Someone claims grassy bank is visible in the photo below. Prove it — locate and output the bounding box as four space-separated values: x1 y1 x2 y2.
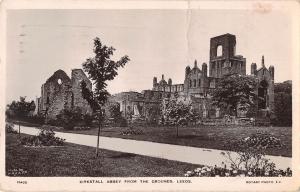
6 133 199 177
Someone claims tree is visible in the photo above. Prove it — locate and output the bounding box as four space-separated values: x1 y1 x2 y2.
6 96 35 120
81 37 130 156
161 98 198 137
273 81 292 126
6 96 35 135
211 74 257 116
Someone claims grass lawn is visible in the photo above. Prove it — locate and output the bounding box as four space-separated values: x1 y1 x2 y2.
9 120 292 157
6 133 199 177
51 125 292 157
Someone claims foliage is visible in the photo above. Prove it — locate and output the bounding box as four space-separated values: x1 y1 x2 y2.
184 133 291 177
121 126 144 136
273 81 292 126
222 133 282 172
104 102 128 127
161 98 198 126
6 123 18 134
81 37 130 113
20 129 65 146
211 74 257 116
6 97 35 120
55 108 94 130
145 104 161 125
184 165 292 177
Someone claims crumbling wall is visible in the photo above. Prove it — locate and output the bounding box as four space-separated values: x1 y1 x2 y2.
71 69 93 114
40 70 72 119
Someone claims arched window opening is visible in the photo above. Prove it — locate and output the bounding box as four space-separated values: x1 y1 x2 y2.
217 45 223 57
193 79 196 87
57 78 62 85
258 80 269 109
189 80 192 87
198 79 201 87
233 45 236 55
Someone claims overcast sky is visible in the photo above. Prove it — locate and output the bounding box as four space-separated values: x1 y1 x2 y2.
6 9 293 103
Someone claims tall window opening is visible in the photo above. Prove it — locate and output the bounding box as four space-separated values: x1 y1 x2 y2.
217 45 223 57
46 93 50 104
258 80 268 109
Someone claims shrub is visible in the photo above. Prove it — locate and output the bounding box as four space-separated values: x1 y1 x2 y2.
54 108 95 130
118 116 128 127
6 123 18 134
184 133 291 177
222 133 282 172
20 129 65 146
161 98 198 126
121 126 143 136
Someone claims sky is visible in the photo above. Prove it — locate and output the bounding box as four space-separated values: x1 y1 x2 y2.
6 9 293 104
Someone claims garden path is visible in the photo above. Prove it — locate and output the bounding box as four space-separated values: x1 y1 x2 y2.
13 125 291 170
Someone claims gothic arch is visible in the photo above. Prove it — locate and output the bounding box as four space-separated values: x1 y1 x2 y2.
258 80 269 109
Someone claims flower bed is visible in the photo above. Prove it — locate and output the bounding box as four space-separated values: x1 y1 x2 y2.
184 165 292 177
20 129 65 147
6 123 18 134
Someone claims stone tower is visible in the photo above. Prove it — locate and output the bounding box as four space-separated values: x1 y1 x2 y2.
209 33 246 78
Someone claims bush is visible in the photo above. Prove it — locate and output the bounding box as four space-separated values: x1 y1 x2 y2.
6 123 18 134
20 129 65 146
118 116 128 127
222 133 282 172
161 98 198 126
54 108 95 130
121 126 143 136
184 133 291 177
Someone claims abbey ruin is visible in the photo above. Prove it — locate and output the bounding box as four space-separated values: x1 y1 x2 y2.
110 33 275 122
34 69 92 120
35 34 275 124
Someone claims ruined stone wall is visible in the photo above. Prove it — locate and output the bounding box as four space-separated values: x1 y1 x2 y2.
255 66 275 113
39 70 72 119
71 69 93 115
38 69 94 120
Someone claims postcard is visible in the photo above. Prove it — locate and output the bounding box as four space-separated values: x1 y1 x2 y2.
0 0 299 191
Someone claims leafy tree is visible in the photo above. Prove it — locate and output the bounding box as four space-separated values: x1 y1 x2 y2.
6 96 35 120
273 81 292 126
161 98 198 137
81 37 130 156
211 74 257 116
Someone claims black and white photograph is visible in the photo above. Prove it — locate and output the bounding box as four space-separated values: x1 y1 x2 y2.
1 0 299 191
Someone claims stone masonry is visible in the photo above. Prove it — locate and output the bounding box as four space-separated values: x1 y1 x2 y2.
111 33 275 122
35 69 92 120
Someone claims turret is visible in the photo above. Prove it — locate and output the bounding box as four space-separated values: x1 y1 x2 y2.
185 66 191 77
202 63 207 77
251 63 257 75
269 65 274 80
161 74 165 80
262 55 265 68
168 78 172 85
194 60 198 68
153 77 157 87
